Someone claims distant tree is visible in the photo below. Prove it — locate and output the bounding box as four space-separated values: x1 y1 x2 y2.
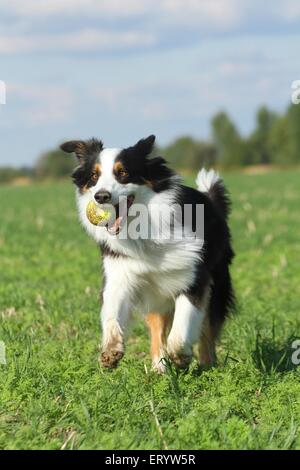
211 112 245 168
0 167 23 184
248 106 278 165
34 148 76 179
284 103 300 164
268 103 300 166
269 115 289 165
20 166 34 177
0 165 34 184
162 136 216 170
196 141 217 168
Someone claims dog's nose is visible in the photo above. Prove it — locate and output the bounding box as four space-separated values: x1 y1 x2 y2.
94 189 112 204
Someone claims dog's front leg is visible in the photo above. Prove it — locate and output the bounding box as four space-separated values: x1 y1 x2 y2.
167 294 206 369
100 265 131 369
100 291 130 369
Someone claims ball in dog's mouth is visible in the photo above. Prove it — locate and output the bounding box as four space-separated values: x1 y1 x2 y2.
86 200 112 226
107 195 135 235
86 195 135 235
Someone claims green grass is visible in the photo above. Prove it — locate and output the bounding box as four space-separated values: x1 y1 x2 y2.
0 171 300 450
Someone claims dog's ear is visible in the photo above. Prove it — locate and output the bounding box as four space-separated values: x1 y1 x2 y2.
134 135 155 157
60 139 103 163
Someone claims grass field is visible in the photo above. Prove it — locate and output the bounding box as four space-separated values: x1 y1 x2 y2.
0 171 300 450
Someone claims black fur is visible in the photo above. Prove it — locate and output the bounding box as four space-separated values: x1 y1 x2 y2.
115 136 176 192
71 155 98 189
100 243 126 259
176 181 235 328
60 138 103 161
60 138 103 190
207 180 231 220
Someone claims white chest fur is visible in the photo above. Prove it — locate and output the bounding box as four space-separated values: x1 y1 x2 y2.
77 187 203 313
102 238 200 314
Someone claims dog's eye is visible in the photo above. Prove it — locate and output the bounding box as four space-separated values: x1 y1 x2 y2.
119 169 129 178
90 173 98 183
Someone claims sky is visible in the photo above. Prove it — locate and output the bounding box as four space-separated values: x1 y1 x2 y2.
0 0 300 167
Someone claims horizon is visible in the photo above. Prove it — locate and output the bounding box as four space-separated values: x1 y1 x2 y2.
0 1 299 167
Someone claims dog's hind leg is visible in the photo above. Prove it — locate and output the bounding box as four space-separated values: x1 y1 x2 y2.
146 312 172 373
199 261 235 367
198 316 222 367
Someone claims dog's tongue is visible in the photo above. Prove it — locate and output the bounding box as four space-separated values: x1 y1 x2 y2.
107 198 129 235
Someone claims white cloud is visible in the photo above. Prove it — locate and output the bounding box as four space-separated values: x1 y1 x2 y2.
0 0 152 17
0 28 157 54
1 0 298 58
0 0 245 56
218 61 253 78
7 83 74 124
273 0 300 21
161 0 242 28
0 0 244 28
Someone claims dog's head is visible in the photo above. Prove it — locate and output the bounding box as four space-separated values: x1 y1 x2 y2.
60 135 176 234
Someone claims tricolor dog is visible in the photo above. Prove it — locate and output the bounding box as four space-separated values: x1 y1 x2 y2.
61 135 234 372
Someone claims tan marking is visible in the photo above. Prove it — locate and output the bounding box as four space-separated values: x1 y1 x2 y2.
94 163 102 175
146 312 172 370
142 178 153 188
80 184 89 194
114 161 123 173
79 162 101 194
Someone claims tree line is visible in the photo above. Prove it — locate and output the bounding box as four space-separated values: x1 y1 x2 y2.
1 102 300 183
162 102 300 170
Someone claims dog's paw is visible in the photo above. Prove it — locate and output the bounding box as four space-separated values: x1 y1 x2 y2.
152 357 167 374
168 351 192 369
167 339 192 369
100 349 124 369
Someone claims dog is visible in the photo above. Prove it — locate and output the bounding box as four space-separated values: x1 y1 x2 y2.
61 135 234 373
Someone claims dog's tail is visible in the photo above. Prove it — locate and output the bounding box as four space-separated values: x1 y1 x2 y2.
197 168 235 324
196 168 230 220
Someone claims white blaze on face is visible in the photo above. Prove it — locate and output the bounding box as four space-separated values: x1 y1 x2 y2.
89 148 120 203
86 147 137 206
83 147 141 235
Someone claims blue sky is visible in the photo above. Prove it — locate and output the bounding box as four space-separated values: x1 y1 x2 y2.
0 0 299 166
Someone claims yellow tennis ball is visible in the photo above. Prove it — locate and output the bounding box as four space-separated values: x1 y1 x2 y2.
86 200 112 226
